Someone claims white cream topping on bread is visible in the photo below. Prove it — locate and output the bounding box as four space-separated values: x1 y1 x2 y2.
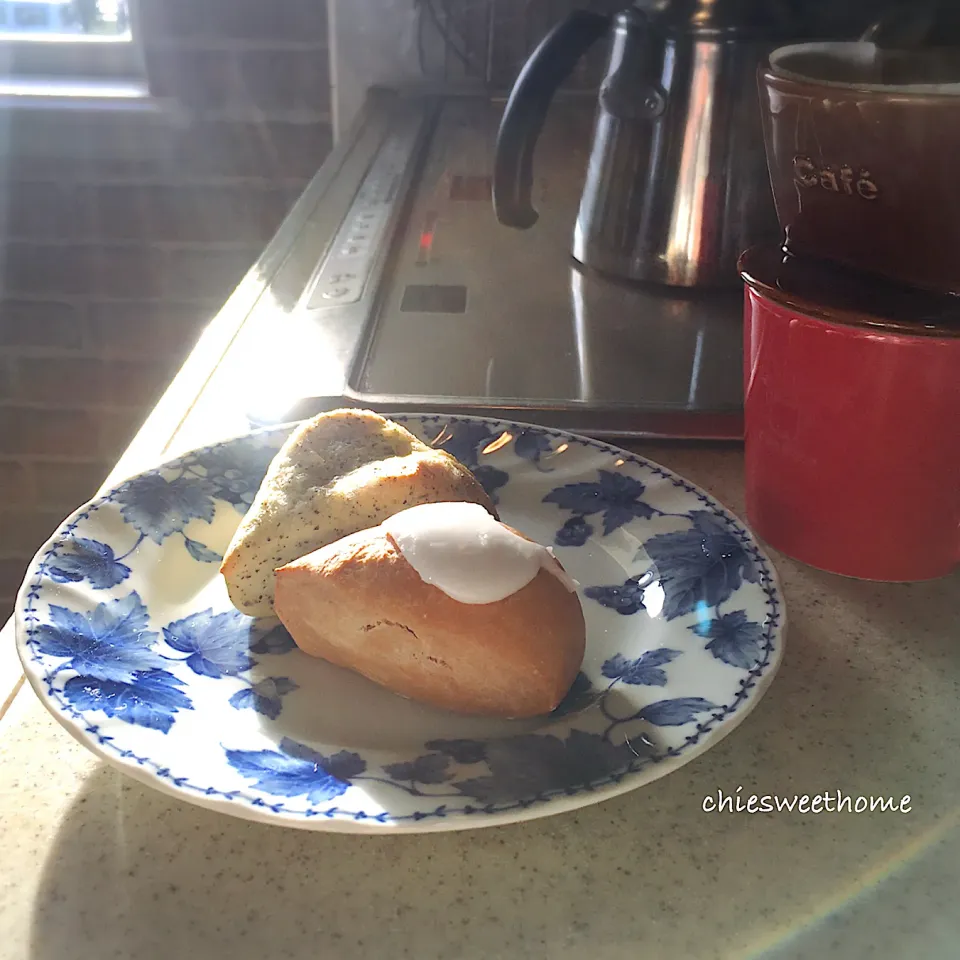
381 501 577 604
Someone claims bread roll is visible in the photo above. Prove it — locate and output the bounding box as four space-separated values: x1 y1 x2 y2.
274 503 586 718
221 409 495 617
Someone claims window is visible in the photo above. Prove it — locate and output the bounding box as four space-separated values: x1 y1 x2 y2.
0 0 130 37
0 0 143 93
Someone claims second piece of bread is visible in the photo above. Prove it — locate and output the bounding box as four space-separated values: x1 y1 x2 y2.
220 409 495 617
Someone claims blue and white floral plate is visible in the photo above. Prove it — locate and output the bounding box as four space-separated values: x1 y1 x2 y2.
15 415 784 833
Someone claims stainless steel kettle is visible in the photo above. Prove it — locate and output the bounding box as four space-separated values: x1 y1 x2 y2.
493 0 809 288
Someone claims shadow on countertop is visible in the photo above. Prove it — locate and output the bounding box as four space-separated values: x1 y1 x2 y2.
28 566 960 960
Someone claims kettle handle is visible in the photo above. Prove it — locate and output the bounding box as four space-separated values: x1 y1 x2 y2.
493 10 610 229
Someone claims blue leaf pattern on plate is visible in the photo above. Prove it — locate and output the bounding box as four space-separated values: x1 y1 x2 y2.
555 515 593 547
602 648 681 686
472 464 510 502
638 697 718 726
514 429 553 470
248 623 297 655
183 537 222 564
115 473 216 544
691 610 764 669
430 420 510 502
33 593 164 684
584 578 646 615
382 753 452 785
641 511 759 620
229 677 298 720
46 537 131 589
186 443 277 512
431 421 496 468
303 743 368 782
226 737 365 802
544 470 656 538
63 669 192 734
163 609 255 679
453 730 643 804
550 671 599 717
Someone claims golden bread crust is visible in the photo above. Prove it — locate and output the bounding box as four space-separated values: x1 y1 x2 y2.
274 527 585 718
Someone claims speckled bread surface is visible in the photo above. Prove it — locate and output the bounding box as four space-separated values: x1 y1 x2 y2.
220 409 496 617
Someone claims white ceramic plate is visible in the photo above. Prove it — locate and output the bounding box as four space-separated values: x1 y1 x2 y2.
16 415 784 833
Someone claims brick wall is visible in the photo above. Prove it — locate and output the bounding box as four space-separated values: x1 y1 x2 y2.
0 0 332 615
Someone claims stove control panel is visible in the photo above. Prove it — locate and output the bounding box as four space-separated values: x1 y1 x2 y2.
306 128 419 309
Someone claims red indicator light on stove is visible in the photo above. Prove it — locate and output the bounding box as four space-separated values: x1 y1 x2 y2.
417 227 436 266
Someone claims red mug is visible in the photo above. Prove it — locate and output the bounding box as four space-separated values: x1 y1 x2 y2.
739 245 960 581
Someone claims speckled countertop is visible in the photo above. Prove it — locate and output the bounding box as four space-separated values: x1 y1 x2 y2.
1 297 959 959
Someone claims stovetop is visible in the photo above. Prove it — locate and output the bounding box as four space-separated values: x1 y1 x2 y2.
233 88 744 439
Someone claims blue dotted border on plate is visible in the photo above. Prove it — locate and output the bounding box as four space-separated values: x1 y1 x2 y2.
18 415 783 826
